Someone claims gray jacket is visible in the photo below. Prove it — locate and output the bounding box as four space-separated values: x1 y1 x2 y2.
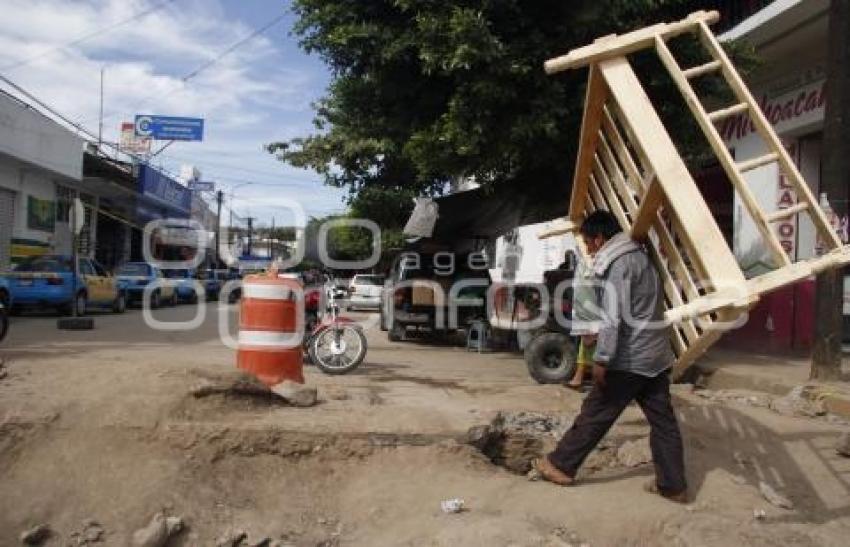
591 233 673 377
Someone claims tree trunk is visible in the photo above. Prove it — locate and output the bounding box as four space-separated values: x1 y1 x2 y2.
812 0 849 380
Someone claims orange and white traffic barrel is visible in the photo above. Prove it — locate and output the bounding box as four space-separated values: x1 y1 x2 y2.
237 270 304 386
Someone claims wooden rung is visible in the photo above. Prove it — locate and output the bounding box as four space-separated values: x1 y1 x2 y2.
708 103 748 122
766 202 808 223
737 152 778 173
683 60 722 79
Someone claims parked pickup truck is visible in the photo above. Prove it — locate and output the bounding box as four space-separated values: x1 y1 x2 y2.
380 252 490 341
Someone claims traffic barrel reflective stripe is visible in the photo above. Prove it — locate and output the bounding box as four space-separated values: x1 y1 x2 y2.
237 269 304 386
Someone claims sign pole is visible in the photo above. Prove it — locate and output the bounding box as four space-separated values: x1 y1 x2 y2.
215 190 223 268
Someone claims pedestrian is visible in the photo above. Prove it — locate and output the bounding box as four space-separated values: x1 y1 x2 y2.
534 210 687 503
566 247 600 390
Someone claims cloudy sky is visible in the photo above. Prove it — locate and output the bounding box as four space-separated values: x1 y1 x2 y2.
0 0 347 227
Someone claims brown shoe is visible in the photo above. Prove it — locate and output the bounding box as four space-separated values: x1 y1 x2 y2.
534 457 575 486
643 479 688 503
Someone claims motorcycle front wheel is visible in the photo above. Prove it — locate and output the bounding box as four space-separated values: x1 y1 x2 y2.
309 324 367 375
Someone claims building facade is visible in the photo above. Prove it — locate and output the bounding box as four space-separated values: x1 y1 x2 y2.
716 0 849 350
0 90 86 269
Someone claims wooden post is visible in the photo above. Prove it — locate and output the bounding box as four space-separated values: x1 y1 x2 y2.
812 0 850 381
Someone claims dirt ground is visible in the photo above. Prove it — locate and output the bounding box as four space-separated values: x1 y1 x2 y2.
1 305 850 546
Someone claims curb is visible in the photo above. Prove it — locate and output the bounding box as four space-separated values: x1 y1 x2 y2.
695 363 850 421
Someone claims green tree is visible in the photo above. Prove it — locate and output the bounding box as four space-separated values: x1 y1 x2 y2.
269 0 754 219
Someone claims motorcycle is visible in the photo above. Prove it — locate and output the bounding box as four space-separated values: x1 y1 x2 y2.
303 277 367 375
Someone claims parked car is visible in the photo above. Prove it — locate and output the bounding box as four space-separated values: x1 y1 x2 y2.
347 274 384 311
0 276 12 311
4 255 125 315
116 262 176 308
162 268 200 304
0 276 11 342
380 252 490 341
199 269 241 303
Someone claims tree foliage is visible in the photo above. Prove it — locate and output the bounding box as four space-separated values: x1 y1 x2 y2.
269 0 755 223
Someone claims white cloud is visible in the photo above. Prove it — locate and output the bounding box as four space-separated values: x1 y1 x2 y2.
0 0 345 221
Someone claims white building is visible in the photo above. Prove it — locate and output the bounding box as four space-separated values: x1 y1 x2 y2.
0 90 85 269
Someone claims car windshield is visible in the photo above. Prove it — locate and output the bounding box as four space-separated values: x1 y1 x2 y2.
117 264 151 276
354 275 384 286
14 256 71 273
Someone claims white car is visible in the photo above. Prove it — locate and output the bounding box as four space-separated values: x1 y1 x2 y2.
347 274 385 311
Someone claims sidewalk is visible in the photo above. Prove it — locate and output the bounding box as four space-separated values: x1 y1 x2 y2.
695 348 850 419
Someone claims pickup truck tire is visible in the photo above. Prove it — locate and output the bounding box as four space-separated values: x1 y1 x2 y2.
524 332 577 384
388 320 405 342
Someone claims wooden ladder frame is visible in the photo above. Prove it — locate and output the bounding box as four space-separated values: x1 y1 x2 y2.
541 10 850 376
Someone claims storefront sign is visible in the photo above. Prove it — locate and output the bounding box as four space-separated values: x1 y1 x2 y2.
26 195 55 232
134 115 204 141
119 121 151 154
721 79 826 144
137 164 191 213
775 143 798 259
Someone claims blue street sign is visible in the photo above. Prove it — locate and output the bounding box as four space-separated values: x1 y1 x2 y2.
189 180 215 192
134 115 204 141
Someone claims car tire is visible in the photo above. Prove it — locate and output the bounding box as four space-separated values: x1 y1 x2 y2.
379 308 388 331
524 332 577 384
388 320 405 342
168 293 176 307
150 290 161 309
74 292 88 317
112 292 126 314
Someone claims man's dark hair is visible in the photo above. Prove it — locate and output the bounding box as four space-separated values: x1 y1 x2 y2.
579 210 622 240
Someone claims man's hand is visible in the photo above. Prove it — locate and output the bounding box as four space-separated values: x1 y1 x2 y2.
592 363 607 389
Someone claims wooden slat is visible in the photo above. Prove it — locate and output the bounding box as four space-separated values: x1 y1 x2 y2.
544 10 719 73
654 35 791 268
600 106 645 196
696 21 843 251
767 202 808 223
596 131 702 343
598 57 746 290
683 60 722 79
738 152 778 173
537 219 578 240
603 83 708 305
707 102 748 122
568 65 609 221
631 177 663 241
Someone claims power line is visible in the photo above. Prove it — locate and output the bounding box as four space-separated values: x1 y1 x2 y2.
0 73 182 182
2 0 177 72
161 151 323 183
96 11 288 125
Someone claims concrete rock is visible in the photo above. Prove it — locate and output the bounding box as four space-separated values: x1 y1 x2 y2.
20 524 51 545
616 437 652 467
216 529 247 547
770 386 826 418
837 432 850 457
759 481 794 509
131 513 184 547
272 380 318 407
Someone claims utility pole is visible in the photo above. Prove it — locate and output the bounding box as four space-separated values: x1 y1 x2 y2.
812 0 849 380
269 216 275 260
97 66 104 151
215 190 223 268
246 217 254 257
